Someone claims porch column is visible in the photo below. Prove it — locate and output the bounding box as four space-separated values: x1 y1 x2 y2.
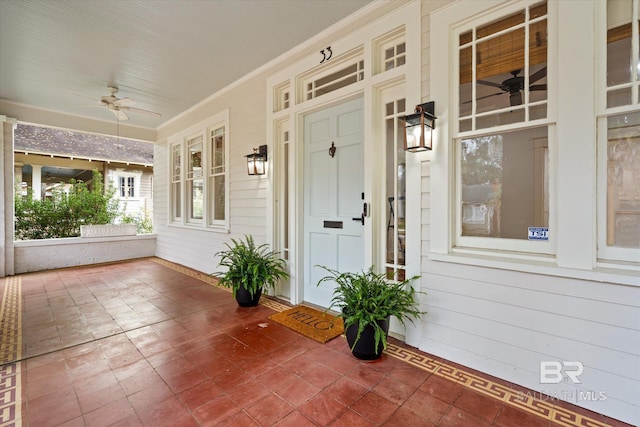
31 164 43 200
14 162 23 191
1 115 17 277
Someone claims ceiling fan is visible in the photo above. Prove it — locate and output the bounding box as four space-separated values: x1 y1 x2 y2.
476 66 547 106
100 85 161 121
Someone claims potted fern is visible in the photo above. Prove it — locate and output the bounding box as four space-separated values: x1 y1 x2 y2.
316 266 424 360
214 235 289 307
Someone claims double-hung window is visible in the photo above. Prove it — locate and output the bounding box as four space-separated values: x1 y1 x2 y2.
171 143 182 222
454 0 552 253
186 135 204 222
598 0 640 263
209 126 226 225
169 110 229 230
119 176 136 198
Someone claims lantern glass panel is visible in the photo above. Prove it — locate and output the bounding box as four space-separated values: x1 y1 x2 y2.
404 112 432 152
247 155 257 175
246 154 266 175
255 157 266 175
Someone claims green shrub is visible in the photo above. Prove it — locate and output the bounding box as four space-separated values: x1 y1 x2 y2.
120 206 154 234
214 235 289 299
316 266 425 353
14 170 118 240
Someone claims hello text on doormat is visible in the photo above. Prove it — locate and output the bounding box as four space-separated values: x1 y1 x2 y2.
268 305 344 343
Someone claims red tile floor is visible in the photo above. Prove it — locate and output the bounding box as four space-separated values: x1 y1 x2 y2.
0 258 631 427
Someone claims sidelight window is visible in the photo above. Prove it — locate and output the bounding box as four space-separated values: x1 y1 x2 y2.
384 98 407 280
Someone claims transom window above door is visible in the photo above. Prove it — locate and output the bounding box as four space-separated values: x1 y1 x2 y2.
457 1 548 132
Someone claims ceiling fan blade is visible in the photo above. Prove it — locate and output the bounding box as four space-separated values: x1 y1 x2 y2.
113 97 136 107
120 106 161 118
529 84 547 91
463 92 504 104
529 66 547 83
477 80 503 89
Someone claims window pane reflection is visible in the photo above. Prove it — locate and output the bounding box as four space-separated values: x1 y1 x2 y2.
606 113 640 248
461 127 548 239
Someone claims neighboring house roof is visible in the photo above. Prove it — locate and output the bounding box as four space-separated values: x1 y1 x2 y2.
14 124 153 165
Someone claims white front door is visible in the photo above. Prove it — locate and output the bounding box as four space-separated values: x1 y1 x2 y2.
303 97 365 308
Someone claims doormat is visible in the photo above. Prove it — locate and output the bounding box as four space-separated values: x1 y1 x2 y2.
268 305 344 343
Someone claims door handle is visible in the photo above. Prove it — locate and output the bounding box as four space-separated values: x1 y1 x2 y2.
352 214 364 225
352 201 367 225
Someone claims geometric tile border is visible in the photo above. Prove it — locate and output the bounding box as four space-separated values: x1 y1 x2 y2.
151 258 612 427
385 343 609 427
0 276 22 427
149 257 291 312
0 277 22 364
0 362 22 427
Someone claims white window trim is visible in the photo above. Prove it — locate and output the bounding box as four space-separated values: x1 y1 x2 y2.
431 1 640 281
169 142 182 223
454 125 556 255
595 0 640 265
207 123 227 228
167 109 230 232
373 26 406 75
185 132 204 225
114 171 141 201
437 0 556 256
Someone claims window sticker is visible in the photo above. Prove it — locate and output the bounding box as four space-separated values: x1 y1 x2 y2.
528 227 549 241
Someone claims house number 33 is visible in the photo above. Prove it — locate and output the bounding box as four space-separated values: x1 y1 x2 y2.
320 46 333 64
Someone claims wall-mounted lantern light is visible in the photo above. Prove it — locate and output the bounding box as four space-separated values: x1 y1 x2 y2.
246 145 267 175
403 101 436 152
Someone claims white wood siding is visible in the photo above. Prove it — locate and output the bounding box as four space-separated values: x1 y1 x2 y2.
421 157 639 424
417 250 640 423
420 1 639 424
154 75 269 274
107 165 153 219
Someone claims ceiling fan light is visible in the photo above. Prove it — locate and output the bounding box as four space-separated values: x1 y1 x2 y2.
510 91 522 106
98 85 160 120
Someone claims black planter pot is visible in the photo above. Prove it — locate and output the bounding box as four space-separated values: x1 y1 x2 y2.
235 286 262 307
345 317 390 360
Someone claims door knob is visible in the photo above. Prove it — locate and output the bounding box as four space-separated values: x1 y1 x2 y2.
352 214 364 225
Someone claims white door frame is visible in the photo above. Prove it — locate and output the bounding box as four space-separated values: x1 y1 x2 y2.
264 1 422 309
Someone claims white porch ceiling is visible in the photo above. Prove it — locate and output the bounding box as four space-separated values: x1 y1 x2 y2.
0 0 373 131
